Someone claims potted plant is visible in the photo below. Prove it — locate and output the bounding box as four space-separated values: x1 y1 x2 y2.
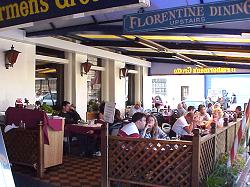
86 99 100 120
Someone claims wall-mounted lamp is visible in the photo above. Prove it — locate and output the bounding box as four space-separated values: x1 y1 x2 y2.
80 59 92 76
4 45 21 69
119 67 128 79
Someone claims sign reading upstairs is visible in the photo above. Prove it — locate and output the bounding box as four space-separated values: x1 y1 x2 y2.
124 0 250 33
0 0 149 29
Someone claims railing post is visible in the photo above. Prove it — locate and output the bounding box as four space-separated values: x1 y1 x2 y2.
192 128 201 187
38 122 44 178
101 123 109 187
211 123 217 165
225 129 228 153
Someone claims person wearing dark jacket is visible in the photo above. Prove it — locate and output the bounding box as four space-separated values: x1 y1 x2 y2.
58 101 81 124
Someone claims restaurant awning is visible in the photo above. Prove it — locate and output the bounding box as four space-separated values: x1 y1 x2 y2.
21 0 250 69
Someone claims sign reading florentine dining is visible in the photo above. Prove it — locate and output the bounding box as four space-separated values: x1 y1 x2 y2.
0 0 149 29
124 0 250 33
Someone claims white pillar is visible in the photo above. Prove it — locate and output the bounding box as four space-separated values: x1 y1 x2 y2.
101 59 110 102
68 53 88 120
135 66 142 103
64 52 73 103
107 60 126 115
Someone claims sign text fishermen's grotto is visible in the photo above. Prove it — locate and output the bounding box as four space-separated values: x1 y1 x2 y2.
124 0 250 33
173 67 237 75
0 0 145 29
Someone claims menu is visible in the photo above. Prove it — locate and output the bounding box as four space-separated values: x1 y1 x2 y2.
104 102 116 124
0 130 15 187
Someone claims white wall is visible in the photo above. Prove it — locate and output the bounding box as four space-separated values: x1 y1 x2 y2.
107 60 126 115
167 75 205 107
0 38 36 111
73 53 88 120
144 75 205 109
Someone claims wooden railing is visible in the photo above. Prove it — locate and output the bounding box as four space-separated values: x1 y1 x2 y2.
199 119 242 183
101 119 246 187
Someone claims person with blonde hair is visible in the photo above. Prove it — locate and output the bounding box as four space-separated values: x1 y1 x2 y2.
205 108 224 129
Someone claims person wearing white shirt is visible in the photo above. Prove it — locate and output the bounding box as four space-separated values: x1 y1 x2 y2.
129 102 144 117
172 112 195 136
197 104 211 121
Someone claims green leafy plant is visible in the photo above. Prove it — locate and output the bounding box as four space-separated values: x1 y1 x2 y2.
41 104 57 115
204 153 235 187
87 99 100 112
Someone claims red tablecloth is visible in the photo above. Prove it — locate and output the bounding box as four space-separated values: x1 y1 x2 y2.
5 107 63 144
65 124 102 137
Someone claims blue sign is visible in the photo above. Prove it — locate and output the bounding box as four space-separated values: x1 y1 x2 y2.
124 0 250 33
0 130 15 187
0 0 144 29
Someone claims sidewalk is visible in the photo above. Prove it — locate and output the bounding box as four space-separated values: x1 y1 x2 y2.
237 158 250 187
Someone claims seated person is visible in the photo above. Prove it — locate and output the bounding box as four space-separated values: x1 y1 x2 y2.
141 115 167 139
79 102 105 157
164 105 173 116
197 104 210 121
171 112 195 136
177 103 186 117
235 106 242 118
129 102 144 117
109 109 124 136
187 106 195 114
206 108 224 129
206 103 213 117
58 101 81 124
35 101 42 110
93 102 106 125
118 112 146 138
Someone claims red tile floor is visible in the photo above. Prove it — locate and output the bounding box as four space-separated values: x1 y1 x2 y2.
12 155 101 187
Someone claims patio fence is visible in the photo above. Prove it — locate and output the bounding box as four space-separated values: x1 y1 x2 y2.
101 103 250 187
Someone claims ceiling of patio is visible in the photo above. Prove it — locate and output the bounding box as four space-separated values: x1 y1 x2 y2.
23 0 250 69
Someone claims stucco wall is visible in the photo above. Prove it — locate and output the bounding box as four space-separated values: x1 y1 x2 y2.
0 38 35 111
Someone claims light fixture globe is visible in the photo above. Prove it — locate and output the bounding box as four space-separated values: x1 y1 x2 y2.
4 45 21 69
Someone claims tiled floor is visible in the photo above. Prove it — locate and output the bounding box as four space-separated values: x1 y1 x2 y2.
12 155 101 187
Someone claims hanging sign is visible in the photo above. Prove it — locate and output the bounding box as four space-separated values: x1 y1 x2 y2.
124 0 250 33
150 63 250 75
0 0 149 29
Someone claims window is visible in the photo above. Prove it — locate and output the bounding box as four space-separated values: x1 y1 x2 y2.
87 58 102 102
181 86 189 101
152 79 167 96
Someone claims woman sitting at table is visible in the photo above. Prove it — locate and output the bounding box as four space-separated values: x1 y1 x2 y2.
141 115 167 139
205 108 224 129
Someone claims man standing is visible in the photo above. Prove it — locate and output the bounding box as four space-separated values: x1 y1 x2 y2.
118 112 146 138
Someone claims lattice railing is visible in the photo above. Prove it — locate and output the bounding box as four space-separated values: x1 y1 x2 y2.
108 137 193 187
200 137 215 182
216 131 226 160
3 125 44 177
102 120 244 187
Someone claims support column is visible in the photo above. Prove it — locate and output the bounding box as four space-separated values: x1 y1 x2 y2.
108 60 126 115
135 66 148 105
101 59 110 102
74 53 88 120
64 52 73 103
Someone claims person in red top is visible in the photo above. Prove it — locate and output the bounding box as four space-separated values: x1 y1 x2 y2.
118 112 146 138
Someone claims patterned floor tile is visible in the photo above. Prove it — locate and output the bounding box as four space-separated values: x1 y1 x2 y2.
12 155 101 187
